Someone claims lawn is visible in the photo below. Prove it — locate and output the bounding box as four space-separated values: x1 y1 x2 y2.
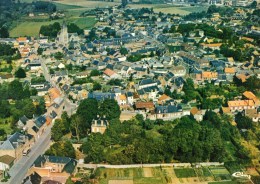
68 17 97 29
10 16 96 37
174 168 197 178
10 21 60 37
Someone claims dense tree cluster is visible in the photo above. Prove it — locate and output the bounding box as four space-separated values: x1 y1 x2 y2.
0 44 19 57
51 99 120 142
39 22 61 37
15 68 26 78
32 1 56 13
80 112 246 164
67 23 83 35
0 80 46 123
45 141 76 158
207 5 234 17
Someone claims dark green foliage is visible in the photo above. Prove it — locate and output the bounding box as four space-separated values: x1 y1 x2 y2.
89 69 100 77
45 141 76 158
31 76 46 84
51 119 66 141
93 82 102 91
76 98 98 129
39 22 61 37
207 5 234 17
15 68 26 78
127 54 146 62
37 47 44 55
67 23 83 35
99 99 121 120
0 27 9 38
33 1 56 13
0 100 10 118
53 52 64 60
120 47 128 55
235 113 253 130
81 116 226 164
106 79 122 86
0 44 18 56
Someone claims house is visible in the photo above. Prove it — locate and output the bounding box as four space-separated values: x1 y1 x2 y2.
126 92 134 105
134 102 155 112
245 109 259 124
228 100 255 112
24 116 48 139
201 71 218 81
190 107 203 122
29 155 77 184
117 94 127 106
243 91 259 106
103 68 121 80
0 155 15 171
22 172 42 184
138 78 157 89
91 115 109 134
149 105 183 120
171 65 186 77
200 43 222 50
88 92 116 101
137 86 159 101
120 111 137 122
158 94 171 105
0 132 33 161
17 115 29 129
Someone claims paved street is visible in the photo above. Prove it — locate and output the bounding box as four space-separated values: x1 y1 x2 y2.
5 124 52 184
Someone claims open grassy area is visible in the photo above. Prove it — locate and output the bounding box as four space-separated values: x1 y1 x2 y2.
174 168 197 178
10 20 60 37
10 16 96 37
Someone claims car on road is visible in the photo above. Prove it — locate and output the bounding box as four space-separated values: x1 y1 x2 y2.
22 148 31 156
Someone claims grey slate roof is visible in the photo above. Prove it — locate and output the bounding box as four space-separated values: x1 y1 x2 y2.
0 132 29 150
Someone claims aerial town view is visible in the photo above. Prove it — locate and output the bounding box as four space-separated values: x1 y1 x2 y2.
0 0 259 183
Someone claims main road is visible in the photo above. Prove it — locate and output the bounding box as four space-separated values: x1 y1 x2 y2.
5 125 52 184
2 57 77 184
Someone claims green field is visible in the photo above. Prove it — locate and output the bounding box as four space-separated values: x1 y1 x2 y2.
174 168 197 178
10 21 58 37
10 16 96 37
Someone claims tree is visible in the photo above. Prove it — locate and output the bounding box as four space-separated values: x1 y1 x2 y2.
120 47 128 55
93 82 101 91
99 99 120 120
51 119 66 141
0 27 9 38
45 141 76 158
249 1 257 8
54 52 64 60
235 113 253 130
121 0 128 8
67 23 83 35
39 22 61 37
37 47 44 55
76 98 98 129
90 69 100 77
15 67 26 78
0 100 10 118
71 115 83 142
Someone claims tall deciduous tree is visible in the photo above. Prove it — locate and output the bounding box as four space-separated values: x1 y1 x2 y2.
99 99 120 120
